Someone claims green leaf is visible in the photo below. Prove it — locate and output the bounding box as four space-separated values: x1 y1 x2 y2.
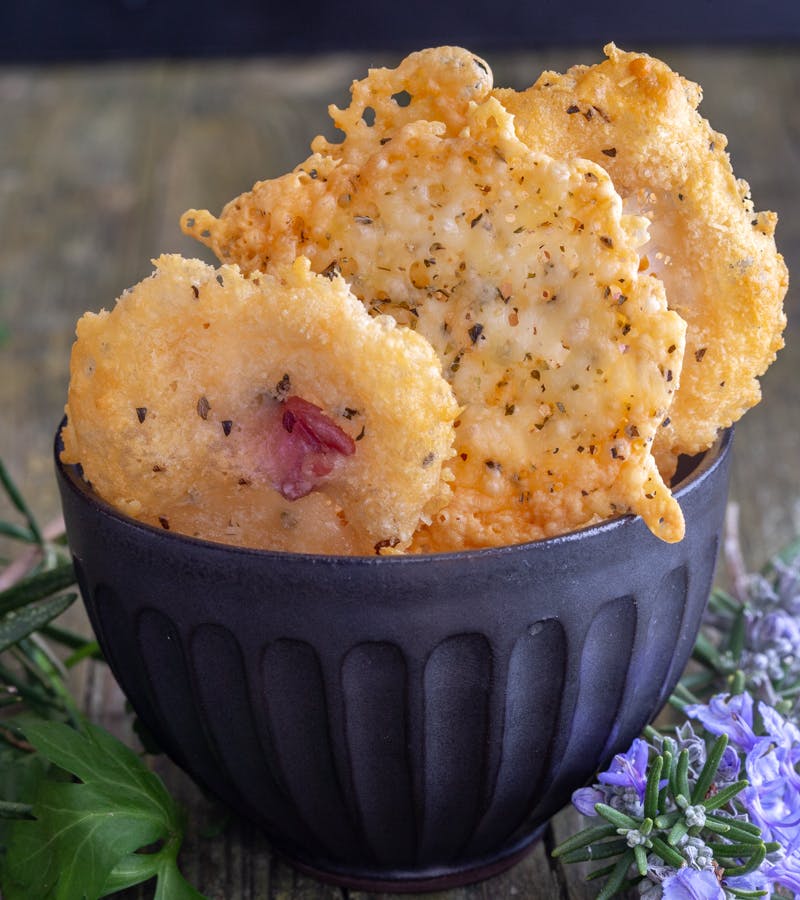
707 587 742 615
691 733 729 805
596 849 635 900
0 594 76 653
729 607 747 660
0 564 77 617
675 749 691 799
702 779 749 811
649 835 685 868
0 521 37 543
0 460 43 544
102 851 162 894
644 754 663 819
0 719 205 900
723 842 767 876
594 803 640 830
0 800 34 820
8 781 163 899
152 858 207 900
559 838 628 864
551 822 617 857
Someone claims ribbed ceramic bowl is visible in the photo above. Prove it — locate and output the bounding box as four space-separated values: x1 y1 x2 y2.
55 424 733 892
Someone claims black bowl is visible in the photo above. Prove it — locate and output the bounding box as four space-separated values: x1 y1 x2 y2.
55 424 733 892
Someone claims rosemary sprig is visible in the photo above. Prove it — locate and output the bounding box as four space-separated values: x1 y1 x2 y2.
0 457 209 898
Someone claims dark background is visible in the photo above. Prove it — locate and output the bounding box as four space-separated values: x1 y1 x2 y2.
2 0 800 63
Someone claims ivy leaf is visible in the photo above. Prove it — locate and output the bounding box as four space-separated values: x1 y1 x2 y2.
1 719 206 900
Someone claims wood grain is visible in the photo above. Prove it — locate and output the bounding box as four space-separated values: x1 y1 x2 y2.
1 45 797 899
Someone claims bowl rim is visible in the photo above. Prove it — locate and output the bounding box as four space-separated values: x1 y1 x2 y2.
55 420 733 566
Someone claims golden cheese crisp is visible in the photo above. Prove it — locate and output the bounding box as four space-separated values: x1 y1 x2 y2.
61 255 459 554
183 75 688 547
494 43 788 472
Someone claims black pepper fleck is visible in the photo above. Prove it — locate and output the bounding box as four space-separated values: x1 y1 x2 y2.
275 373 291 400
468 323 484 344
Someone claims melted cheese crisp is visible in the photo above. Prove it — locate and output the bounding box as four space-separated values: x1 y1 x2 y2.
183 53 688 549
495 43 787 472
62 256 458 554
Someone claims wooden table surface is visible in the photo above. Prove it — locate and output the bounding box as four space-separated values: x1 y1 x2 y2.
1 43 798 899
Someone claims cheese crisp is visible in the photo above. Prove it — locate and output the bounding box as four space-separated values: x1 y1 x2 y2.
61 255 459 554
183 78 687 547
63 45 785 554
495 44 788 472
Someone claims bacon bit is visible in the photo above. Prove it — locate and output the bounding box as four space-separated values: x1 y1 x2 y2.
265 396 356 501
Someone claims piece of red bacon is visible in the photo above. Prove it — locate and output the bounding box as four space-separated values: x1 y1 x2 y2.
265 395 356 501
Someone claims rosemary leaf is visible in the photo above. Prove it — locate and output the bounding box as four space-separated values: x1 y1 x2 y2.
0 593 76 653
596 849 635 900
0 563 76 616
644 754 663 819
0 521 37 543
702 778 749 811
559 838 629 864
551 822 618 857
723 842 767 876
691 733 729 804
0 460 43 544
595 803 641 830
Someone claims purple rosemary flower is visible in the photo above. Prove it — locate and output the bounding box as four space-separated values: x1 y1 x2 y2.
759 699 800 751
597 737 650 798
723 869 772 894
661 866 724 899
742 736 800 844
684 692 757 751
571 737 651 818
762 846 800 892
571 785 604 817
715 744 741 783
